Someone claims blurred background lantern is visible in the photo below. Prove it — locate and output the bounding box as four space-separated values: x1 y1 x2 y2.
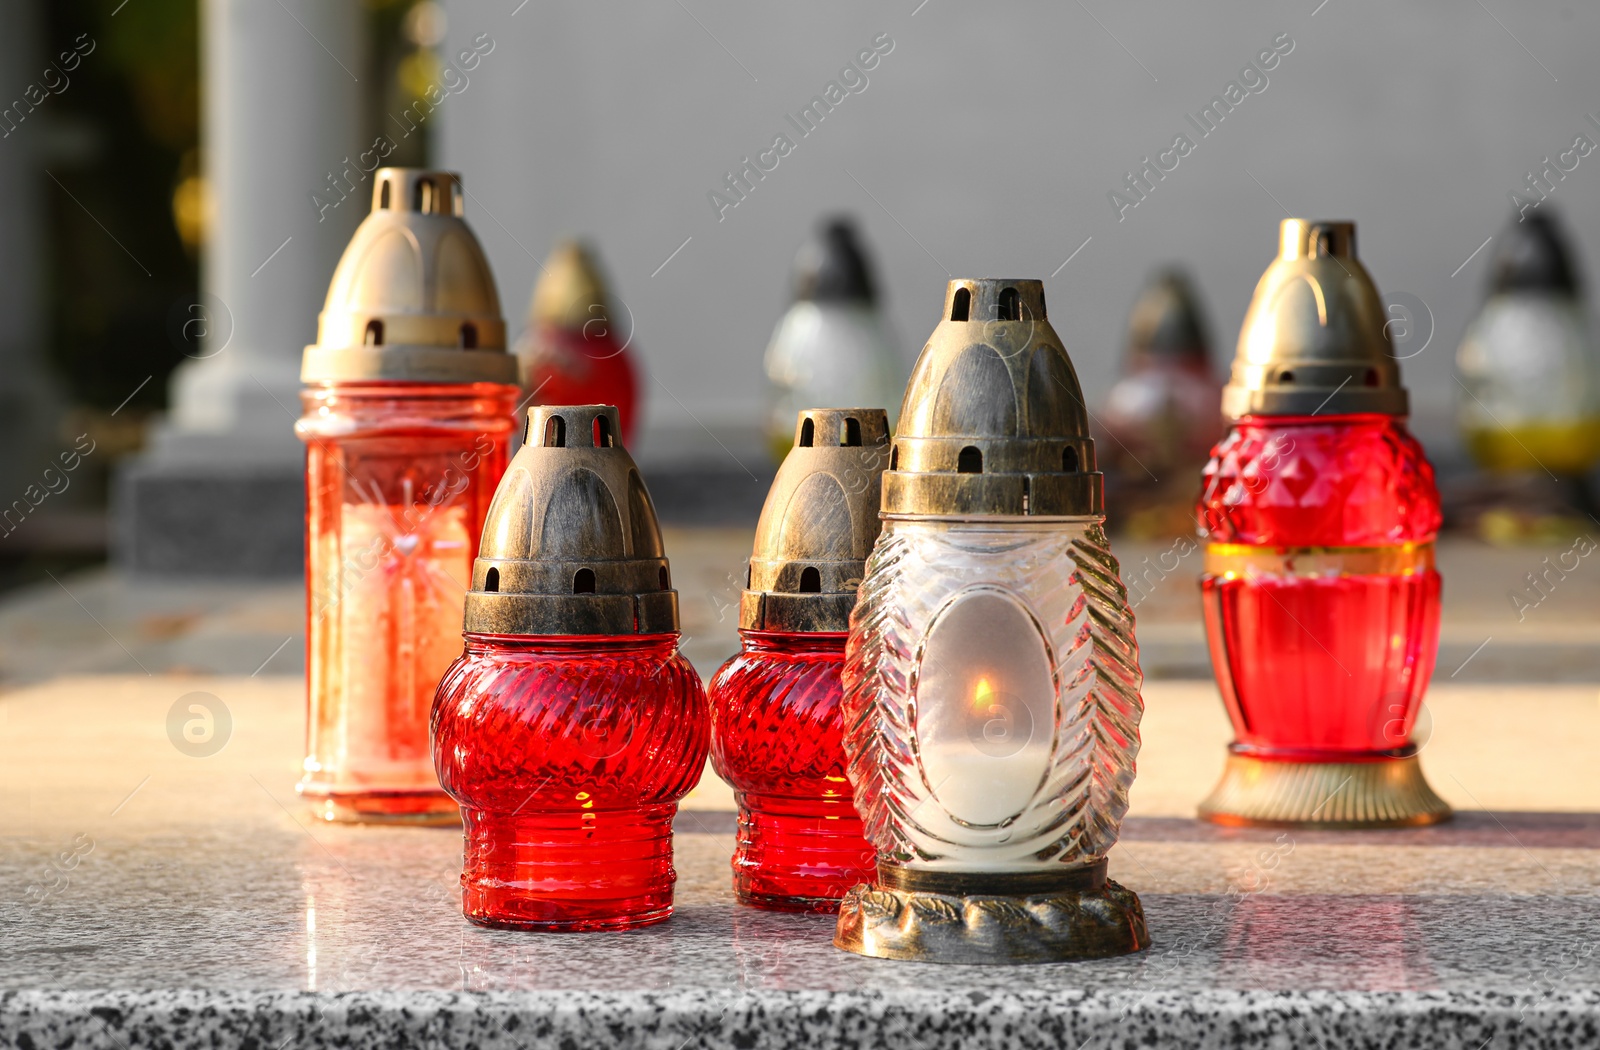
1196 219 1449 828
1453 207 1600 541
763 217 903 461
1098 267 1224 537
516 240 642 448
836 278 1148 964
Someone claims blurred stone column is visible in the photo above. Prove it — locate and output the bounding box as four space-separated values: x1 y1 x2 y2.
0 0 63 509
115 0 366 576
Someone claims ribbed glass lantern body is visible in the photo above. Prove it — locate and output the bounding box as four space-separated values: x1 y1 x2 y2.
298 382 517 823
709 630 874 911
1196 414 1442 756
843 519 1142 874
432 634 708 931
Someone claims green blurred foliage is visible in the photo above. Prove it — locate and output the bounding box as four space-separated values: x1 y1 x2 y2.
39 0 424 418
95 0 200 150
43 0 199 415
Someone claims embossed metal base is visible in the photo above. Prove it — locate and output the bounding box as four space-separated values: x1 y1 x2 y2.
832 862 1149 964
1199 751 1452 829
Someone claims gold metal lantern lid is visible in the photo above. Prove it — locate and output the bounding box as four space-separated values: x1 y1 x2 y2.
740 408 889 633
1489 207 1579 296
301 168 518 385
462 405 677 636
1126 268 1210 366
529 239 612 331
882 278 1101 519
1222 219 1407 419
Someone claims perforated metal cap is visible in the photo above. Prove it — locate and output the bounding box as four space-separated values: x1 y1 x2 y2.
301 168 518 385
1491 208 1580 296
462 405 677 636
1126 268 1211 366
529 239 612 330
882 279 1101 519
792 217 876 304
740 408 889 632
1221 219 1407 419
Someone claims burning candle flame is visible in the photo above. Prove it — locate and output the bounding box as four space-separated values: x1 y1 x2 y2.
971 676 994 712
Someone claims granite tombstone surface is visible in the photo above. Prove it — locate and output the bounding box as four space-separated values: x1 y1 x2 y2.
3 673 1600 1049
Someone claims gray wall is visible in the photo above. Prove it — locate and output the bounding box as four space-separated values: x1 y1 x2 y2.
439 0 1600 458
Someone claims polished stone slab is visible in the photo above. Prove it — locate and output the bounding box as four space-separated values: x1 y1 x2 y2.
3 675 1600 1047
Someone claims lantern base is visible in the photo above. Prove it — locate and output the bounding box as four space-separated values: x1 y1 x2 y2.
1198 751 1452 829
732 793 876 914
457 806 678 932
300 786 461 826
833 862 1148 964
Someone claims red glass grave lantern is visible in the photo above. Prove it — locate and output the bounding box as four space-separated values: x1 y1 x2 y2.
708 408 888 912
297 168 520 824
517 241 641 447
431 404 709 930
1196 220 1450 827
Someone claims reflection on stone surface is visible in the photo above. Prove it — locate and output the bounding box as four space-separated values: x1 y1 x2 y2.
1219 896 1436 992
6 825 1600 996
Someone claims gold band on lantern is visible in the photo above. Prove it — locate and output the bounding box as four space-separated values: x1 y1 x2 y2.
1204 541 1434 580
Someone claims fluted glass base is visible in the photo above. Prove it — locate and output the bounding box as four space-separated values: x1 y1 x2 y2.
1199 750 1452 829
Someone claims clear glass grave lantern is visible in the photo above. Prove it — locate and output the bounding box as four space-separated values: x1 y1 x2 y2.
432 405 709 931
835 279 1149 964
764 217 903 461
1457 207 1600 476
297 168 520 824
1196 220 1450 828
708 408 888 912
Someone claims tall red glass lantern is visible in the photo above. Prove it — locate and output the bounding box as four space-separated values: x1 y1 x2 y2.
708 408 888 912
297 168 520 824
1196 219 1450 827
516 241 642 447
432 405 709 931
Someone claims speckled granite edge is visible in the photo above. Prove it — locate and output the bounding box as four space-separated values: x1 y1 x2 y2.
5 989 1600 1050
